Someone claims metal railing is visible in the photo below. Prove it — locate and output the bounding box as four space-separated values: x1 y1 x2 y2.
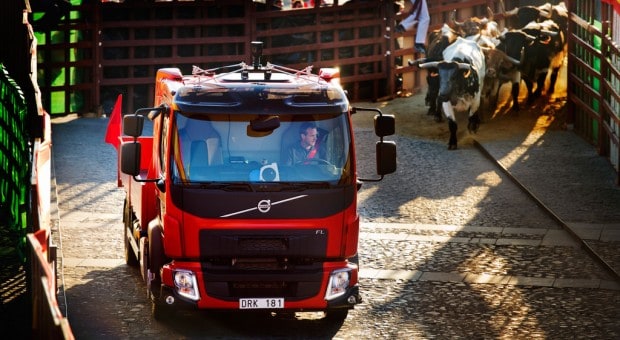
568 1 620 184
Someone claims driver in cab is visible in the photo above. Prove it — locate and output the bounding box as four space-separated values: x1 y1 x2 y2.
284 122 326 165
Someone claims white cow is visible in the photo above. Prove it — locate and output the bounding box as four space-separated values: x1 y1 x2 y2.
420 37 486 149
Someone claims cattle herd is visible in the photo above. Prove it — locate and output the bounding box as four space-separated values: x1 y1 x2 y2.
409 1 568 150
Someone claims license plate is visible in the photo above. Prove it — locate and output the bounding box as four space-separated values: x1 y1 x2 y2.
239 298 284 309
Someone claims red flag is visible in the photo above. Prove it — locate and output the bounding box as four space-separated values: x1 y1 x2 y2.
104 94 123 151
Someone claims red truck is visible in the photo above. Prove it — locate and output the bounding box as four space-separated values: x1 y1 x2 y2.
117 42 396 321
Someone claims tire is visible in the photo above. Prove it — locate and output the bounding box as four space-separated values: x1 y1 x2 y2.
123 199 139 267
148 223 165 296
151 299 171 321
148 226 169 321
323 308 349 324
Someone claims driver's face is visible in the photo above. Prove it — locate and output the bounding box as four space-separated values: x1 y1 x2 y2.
301 128 318 149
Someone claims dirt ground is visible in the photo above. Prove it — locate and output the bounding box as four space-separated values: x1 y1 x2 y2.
351 63 568 147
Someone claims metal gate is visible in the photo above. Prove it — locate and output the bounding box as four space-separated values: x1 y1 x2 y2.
568 0 620 184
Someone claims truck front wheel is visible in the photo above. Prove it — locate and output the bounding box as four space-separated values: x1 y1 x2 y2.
151 299 171 320
324 308 349 325
148 222 165 297
123 199 139 267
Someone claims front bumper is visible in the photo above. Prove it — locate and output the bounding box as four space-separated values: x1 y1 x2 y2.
153 261 361 312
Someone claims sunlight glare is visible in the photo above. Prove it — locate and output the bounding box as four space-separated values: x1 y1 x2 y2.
499 115 553 168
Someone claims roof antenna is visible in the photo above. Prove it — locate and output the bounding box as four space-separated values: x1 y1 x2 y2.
251 41 263 69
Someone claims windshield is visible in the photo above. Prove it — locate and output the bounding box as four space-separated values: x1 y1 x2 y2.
171 112 352 185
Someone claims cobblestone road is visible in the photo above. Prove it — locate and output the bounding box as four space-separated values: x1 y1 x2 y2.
51 113 620 339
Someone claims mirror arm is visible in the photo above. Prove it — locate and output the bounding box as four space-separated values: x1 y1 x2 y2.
131 176 160 183
123 106 167 183
358 174 385 183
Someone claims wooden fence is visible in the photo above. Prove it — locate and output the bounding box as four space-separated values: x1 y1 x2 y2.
28 229 74 340
568 1 620 184
36 0 503 115
1 1 73 337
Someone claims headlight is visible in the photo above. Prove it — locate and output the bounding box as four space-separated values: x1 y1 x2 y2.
325 269 351 301
173 270 200 301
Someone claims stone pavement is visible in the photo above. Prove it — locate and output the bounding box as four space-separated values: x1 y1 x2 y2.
44 113 620 337
475 127 620 277
49 114 620 285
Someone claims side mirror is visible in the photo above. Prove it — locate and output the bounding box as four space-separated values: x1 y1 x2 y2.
123 115 144 137
120 142 141 176
352 107 397 182
376 141 397 175
374 114 395 137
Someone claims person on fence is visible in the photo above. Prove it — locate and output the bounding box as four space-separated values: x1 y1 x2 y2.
395 0 429 54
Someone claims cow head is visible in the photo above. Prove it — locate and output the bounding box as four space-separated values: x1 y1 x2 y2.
451 7 495 37
547 2 568 32
500 0 551 29
537 2 568 30
426 24 460 62
420 60 477 104
522 20 562 50
519 20 565 65
483 48 521 78
496 30 536 67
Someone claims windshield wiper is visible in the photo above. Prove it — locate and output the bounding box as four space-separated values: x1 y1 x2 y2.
186 182 254 192
184 181 333 192
254 182 332 192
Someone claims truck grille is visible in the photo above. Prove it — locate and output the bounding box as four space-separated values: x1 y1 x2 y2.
202 262 324 300
199 229 327 257
238 238 287 252
230 281 292 297
199 229 328 300
232 258 284 270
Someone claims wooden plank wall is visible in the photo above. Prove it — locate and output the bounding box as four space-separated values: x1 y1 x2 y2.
37 0 501 115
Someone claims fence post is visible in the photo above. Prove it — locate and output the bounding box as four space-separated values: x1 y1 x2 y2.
28 230 74 340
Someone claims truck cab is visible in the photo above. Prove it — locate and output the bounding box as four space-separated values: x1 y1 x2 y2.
118 42 396 321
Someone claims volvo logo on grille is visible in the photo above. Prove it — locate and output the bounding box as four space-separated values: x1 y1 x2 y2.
257 199 271 213
220 195 307 218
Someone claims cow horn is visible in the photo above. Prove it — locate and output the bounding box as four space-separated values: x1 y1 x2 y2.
419 61 440 69
457 63 471 70
500 0 518 16
538 9 551 18
538 4 552 18
407 57 427 67
487 7 494 20
503 54 521 66
541 29 558 37
451 10 463 26
505 7 519 16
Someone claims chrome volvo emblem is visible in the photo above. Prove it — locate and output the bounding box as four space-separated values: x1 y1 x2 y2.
220 195 308 218
257 199 271 213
